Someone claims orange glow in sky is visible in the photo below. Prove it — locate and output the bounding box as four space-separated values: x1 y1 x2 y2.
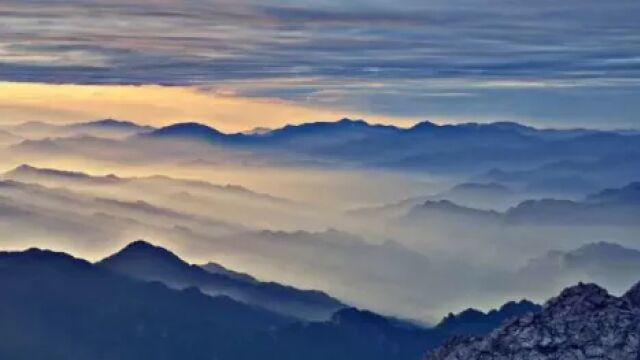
0 82 421 132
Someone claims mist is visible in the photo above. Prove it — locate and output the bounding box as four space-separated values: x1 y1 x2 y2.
0 120 639 321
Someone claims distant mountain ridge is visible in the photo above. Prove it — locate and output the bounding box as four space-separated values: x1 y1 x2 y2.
145 119 616 142
516 242 640 295
10 118 640 175
137 119 640 174
7 119 154 139
6 164 121 184
200 262 259 283
481 152 640 197
585 181 640 204
401 181 640 226
350 181 517 220
72 119 154 131
3 164 294 205
406 200 501 222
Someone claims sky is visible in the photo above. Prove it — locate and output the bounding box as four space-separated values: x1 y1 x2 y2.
1 0 639 131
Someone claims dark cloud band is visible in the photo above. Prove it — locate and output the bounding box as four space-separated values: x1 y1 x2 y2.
1 0 639 126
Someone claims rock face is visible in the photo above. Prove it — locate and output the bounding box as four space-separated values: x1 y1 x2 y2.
436 300 541 337
425 282 640 360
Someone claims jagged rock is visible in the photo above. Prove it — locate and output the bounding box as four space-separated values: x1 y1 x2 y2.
623 282 640 308
425 282 640 360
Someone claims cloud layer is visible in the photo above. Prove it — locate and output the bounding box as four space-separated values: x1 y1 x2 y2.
1 0 639 127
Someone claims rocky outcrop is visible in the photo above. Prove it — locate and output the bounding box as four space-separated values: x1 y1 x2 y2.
436 300 541 337
425 282 640 360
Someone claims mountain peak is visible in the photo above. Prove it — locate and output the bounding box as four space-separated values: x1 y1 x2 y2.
545 282 612 314
336 118 367 125
148 122 225 140
115 239 178 257
409 120 439 131
497 299 539 313
99 240 187 269
76 119 144 129
7 164 69 178
10 164 37 173
122 239 161 251
488 121 535 131
99 240 347 321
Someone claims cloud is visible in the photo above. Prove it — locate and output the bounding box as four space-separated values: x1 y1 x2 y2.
0 0 639 127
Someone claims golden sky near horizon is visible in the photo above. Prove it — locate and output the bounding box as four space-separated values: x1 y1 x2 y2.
0 82 422 132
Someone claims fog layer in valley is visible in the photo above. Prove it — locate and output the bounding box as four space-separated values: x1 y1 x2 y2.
1 119 639 321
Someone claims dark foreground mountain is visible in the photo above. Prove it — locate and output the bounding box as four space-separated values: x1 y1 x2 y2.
278 307 448 360
425 282 640 360
0 246 464 360
436 300 541 337
0 248 290 360
98 240 346 320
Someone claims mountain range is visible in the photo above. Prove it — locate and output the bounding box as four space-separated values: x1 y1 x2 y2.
402 181 640 227
8 119 640 177
4 164 293 206
0 242 542 360
350 182 520 218
5 119 155 140
2 241 637 360
144 119 609 144
1 164 304 231
0 247 289 360
481 153 640 197
516 242 640 295
98 240 346 321
143 120 640 172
